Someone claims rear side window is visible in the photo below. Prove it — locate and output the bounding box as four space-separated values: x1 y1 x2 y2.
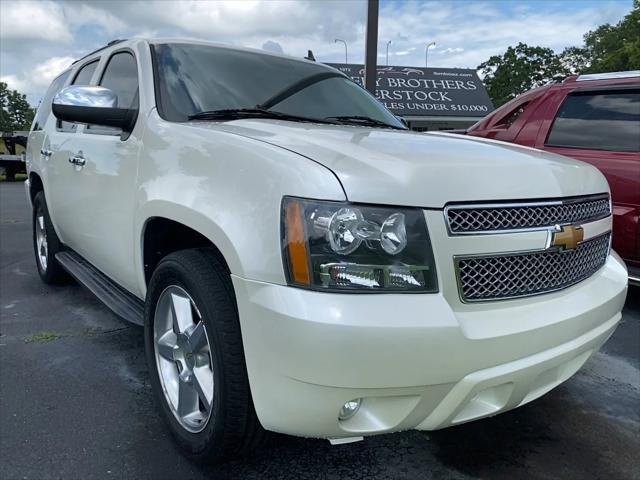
498 101 530 127
74 60 99 85
32 70 70 131
86 52 139 135
546 90 640 152
58 60 100 132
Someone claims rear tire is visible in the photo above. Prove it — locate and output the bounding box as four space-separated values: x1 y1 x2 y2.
144 248 264 463
32 191 69 284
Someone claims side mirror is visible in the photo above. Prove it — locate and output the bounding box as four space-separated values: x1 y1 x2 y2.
52 85 137 132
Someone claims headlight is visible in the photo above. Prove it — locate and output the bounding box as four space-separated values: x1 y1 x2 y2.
282 197 438 292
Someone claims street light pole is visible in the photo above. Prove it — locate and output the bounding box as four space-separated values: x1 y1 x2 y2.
425 41 436 68
386 40 392 66
334 38 348 64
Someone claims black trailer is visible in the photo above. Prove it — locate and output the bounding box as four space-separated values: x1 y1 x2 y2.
0 132 28 181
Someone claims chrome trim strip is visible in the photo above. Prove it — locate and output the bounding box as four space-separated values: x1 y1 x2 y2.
576 71 640 81
453 232 612 303
444 193 611 236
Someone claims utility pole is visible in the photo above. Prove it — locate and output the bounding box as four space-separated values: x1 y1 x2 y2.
364 0 379 94
386 40 392 66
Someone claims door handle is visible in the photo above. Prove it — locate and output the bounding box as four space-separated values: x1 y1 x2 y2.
68 154 86 167
40 149 52 157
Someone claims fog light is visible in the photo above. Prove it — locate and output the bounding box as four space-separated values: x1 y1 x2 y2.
339 399 362 421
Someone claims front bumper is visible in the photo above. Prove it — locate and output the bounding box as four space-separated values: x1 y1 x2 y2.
232 253 627 439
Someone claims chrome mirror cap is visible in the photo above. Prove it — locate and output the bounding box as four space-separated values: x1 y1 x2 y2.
53 85 118 109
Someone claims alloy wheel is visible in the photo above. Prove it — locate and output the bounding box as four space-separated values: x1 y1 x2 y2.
35 210 48 272
153 285 214 433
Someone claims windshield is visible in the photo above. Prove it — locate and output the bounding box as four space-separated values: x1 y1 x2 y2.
152 43 404 128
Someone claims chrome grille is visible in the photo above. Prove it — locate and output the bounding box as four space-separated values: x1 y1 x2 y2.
446 195 610 234
456 233 610 302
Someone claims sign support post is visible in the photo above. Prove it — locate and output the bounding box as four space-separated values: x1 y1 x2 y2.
364 0 379 95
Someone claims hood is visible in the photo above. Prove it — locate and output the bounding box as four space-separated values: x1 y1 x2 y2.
209 120 608 208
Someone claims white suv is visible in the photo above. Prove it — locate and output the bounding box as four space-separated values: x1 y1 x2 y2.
26 39 628 462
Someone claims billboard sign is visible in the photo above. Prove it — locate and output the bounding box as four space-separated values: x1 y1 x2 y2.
327 64 494 117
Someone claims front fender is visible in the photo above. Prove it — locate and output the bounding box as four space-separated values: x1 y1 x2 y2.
135 112 346 297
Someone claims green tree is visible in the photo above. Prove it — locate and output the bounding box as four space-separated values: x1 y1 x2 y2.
559 46 590 75
479 2 639 106
478 43 568 107
564 0 640 74
0 82 35 132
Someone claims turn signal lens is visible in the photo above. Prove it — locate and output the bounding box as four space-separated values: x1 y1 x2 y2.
284 201 310 285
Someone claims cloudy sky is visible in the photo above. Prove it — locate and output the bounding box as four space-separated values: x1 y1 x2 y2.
0 0 633 105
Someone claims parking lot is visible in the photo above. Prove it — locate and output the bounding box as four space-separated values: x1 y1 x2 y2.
0 181 638 480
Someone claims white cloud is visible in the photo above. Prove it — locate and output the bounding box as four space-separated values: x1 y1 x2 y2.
64 4 127 34
77 0 366 44
440 47 465 54
1 56 74 100
390 47 416 56
0 1 72 43
0 0 633 104
0 74 27 93
32 57 75 88
374 0 630 68
262 40 284 54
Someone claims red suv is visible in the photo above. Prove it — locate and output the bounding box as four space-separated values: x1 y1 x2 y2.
466 72 640 283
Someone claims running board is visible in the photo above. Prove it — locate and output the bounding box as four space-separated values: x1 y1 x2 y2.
55 251 144 326
628 266 640 287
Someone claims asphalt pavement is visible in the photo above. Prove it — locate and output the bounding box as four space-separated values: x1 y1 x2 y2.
1 181 638 480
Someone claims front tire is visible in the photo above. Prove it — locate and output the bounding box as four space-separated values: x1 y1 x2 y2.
32 191 68 284
144 249 264 463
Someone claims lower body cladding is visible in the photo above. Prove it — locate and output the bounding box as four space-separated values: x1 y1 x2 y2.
232 253 627 441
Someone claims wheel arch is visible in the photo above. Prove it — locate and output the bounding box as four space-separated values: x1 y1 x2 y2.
137 203 242 293
29 172 44 203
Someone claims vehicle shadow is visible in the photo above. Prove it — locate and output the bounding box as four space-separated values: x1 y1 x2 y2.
96 288 637 480
195 373 638 480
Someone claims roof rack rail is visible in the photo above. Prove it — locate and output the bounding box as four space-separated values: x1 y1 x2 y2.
575 71 640 82
72 39 128 65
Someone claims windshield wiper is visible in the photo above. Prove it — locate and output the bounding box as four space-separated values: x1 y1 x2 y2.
257 71 345 110
324 115 407 130
188 108 331 125
188 109 405 130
